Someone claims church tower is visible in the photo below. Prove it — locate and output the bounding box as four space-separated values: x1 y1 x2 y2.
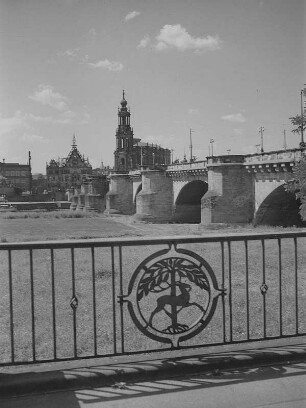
114 91 136 172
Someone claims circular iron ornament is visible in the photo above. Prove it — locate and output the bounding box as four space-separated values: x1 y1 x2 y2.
125 245 223 348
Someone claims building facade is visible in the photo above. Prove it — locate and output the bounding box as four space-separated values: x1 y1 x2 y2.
114 92 171 172
46 136 92 192
0 158 32 192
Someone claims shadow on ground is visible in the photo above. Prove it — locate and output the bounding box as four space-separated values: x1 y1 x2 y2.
1 344 306 407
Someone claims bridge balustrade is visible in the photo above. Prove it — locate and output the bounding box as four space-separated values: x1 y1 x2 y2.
166 161 207 172
244 148 305 164
0 231 305 367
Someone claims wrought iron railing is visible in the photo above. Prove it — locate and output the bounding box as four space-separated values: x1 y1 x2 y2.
0 231 305 367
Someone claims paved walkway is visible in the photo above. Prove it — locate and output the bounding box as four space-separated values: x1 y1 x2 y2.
1 339 306 405
1 361 306 408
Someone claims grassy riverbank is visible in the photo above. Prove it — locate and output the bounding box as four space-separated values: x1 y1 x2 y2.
0 210 302 243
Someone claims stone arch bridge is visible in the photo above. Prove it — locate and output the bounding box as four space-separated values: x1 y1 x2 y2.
105 148 305 226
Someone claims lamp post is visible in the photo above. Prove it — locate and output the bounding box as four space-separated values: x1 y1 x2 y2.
258 126 265 153
189 128 194 162
210 139 214 156
28 151 32 195
140 145 143 167
283 129 287 150
300 87 306 148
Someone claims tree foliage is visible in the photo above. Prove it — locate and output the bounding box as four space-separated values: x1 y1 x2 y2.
286 87 306 219
286 154 306 220
137 257 209 301
289 88 306 134
289 114 306 134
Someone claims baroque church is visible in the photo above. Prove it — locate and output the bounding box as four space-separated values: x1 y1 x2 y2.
45 91 171 195
114 91 171 172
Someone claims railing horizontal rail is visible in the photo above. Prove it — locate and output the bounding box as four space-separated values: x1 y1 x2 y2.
1 230 306 250
0 230 305 367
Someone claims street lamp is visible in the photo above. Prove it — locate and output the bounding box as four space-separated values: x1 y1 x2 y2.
189 128 194 162
300 87 306 148
210 139 214 156
258 127 265 153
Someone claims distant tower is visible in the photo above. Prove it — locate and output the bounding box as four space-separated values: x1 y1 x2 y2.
114 91 135 172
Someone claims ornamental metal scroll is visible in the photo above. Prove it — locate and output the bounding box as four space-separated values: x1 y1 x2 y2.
122 244 224 348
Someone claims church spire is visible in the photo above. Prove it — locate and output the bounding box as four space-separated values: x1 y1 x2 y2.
72 133 77 148
118 91 130 125
120 89 127 108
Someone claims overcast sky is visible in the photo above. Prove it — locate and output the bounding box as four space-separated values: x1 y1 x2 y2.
0 0 305 173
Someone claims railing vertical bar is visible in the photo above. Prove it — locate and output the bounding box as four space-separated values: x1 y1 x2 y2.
245 240 250 340
221 241 226 343
111 246 117 354
278 238 283 336
262 239 267 339
71 248 77 358
29 249 36 361
228 241 233 343
8 250 15 363
294 237 299 335
91 247 98 356
50 248 57 360
119 246 125 354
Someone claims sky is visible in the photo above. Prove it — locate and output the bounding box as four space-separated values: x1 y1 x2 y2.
0 0 305 174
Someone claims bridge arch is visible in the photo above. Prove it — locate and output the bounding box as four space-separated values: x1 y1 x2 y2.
173 180 208 223
132 181 142 214
254 185 305 226
134 183 142 203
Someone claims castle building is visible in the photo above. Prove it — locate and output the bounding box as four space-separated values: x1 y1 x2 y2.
114 91 171 172
46 136 92 192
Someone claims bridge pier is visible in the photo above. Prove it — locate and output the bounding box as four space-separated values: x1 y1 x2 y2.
105 174 134 215
201 156 253 225
70 194 78 211
85 194 105 212
135 170 173 222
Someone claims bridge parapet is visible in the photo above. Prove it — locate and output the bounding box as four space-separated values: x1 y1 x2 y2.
128 169 142 180
244 148 305 174
166 160 207 176
244 148 305 165
207 155 245 166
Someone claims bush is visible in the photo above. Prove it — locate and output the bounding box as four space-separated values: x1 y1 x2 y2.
286 154 306 220
0 210 101 220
